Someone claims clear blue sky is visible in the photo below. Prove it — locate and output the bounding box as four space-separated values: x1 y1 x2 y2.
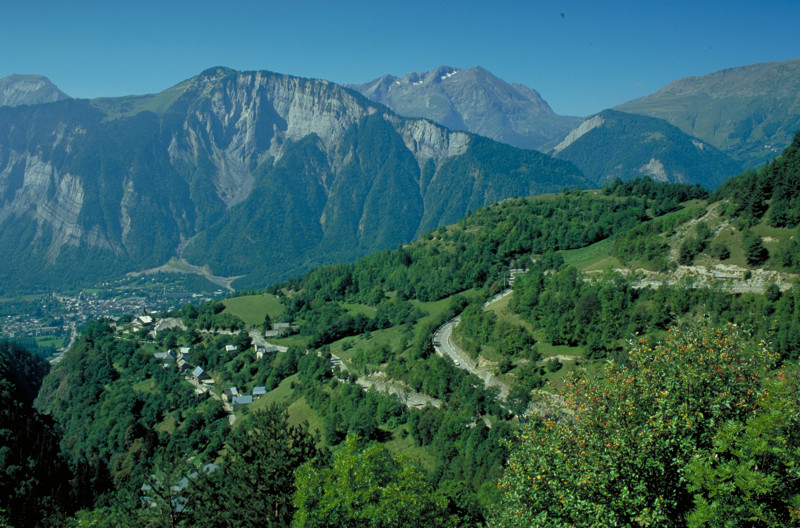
3 0 799 117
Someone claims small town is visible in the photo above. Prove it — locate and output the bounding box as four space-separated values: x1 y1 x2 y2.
0 273 227 359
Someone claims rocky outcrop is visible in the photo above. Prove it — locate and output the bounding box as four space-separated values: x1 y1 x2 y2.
551 114 605 153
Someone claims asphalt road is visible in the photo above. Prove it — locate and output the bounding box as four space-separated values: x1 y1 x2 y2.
432 310 511 401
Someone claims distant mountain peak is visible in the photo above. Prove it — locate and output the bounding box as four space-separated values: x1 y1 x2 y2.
348 65 580 151
0 74 70 107
198 66 239 79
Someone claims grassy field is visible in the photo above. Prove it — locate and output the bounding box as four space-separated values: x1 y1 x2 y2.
223 293 285 327
341 302 378 318
330 325 411 376
233 374 324 435
35 335 66 349
531 330 585 359
250 374 298 412
384 431 436 472
132 378 157 394
485 294 533 330
561 238 620 271
286 396 324 438
414 289 482 323
155 412 177 435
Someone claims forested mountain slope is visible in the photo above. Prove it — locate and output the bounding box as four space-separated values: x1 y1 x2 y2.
552 109 744 188
617 57 800 166
0 342 72 528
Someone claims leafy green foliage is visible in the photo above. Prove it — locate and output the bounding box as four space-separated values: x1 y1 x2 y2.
35 321 229 506
716 132 800 228
455 302 537 362
15 159 800 527
744 233 770 266
0 342 72 527
282 192 652 316
685 372 800 527
494 322 797 527
603 176 710 204
511 265 636 348
292 435 454 528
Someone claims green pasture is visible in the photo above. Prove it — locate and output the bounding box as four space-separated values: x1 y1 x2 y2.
223 293 285 327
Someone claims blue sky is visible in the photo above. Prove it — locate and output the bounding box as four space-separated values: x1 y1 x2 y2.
3 0 799 116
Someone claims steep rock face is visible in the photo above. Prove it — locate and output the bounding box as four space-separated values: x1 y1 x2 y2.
616 57 800 166
0 74 70 107
552 110 743 188
0 68 587 291
348 66 582 151
552 114 606 153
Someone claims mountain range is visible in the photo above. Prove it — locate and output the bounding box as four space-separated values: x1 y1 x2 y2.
1 57 799 293
0 67 586 292
351 60 800 183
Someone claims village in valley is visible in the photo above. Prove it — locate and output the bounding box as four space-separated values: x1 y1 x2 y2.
134 312 301 423
0 272 227 361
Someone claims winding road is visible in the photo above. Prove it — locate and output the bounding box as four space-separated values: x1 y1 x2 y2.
432 289 515 401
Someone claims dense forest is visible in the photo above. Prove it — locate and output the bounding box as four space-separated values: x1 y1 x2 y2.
3 135 800 526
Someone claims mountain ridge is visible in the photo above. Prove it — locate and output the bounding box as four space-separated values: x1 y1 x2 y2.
616 57 800 165
551 109 744 187
0 67 588 292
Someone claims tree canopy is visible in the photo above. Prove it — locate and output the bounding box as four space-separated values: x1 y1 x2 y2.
292 435 455 528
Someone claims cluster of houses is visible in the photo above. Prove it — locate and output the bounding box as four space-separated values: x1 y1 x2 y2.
130 311 188 337
221 385 267 411
264 322 298 338
141 462 220 513
132 314 155 332
153 343 277 413
154 346 194 374
254 343 279 359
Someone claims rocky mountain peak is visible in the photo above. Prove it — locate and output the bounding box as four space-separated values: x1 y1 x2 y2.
348 65 580 151
0 74 70 107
